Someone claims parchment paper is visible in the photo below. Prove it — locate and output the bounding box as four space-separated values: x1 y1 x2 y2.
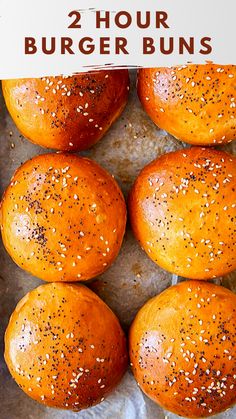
0 71 235 419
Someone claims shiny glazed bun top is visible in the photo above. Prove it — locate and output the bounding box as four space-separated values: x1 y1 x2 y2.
5 283 128 410
129 147 236 280
137 64 236 145
2 70 129 151
0 153 126 282
129 280 236 418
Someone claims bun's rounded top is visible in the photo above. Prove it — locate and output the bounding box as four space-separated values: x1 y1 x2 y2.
129 280 236 418
1 153 127 282
2 70 129 151
5 282 128 410
137 64 236 145
129 147 236 279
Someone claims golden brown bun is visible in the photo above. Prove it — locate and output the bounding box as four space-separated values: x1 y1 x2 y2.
137 65 236 145
0 153 126 282
129 147 236 280
129 280 236 418
5 283 128 410
2 70 129 151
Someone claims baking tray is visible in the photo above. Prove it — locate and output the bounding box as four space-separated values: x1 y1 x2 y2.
0 71 235 419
